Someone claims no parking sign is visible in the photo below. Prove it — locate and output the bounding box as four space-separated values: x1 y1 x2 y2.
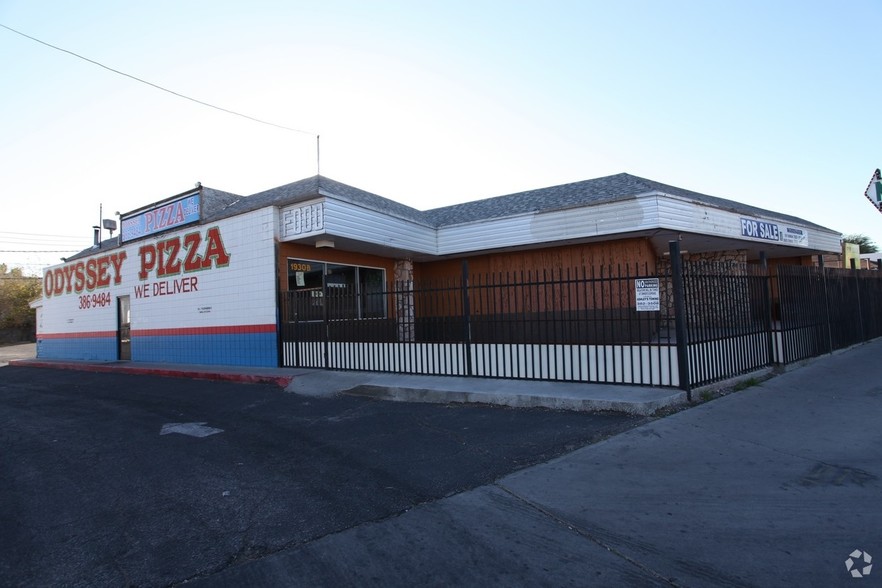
635 278 660 312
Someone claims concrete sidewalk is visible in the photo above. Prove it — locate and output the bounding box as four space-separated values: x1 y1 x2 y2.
193 339 882 587
289 370 686 415
0 343 35 367
9 348 686 415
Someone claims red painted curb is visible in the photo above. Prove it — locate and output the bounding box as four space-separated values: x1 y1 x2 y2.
8 360 294 388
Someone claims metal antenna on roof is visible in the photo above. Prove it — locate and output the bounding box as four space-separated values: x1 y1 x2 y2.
92 203 102 247
316 134 321 176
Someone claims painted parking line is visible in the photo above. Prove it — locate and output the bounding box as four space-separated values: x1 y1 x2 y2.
159 422 224 438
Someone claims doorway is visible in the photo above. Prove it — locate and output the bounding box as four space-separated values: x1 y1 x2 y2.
118 295 131 361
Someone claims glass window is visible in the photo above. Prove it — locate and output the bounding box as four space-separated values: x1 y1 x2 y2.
326 264 357 319
288 259 323 290
360 267 386 319
287 258 386 320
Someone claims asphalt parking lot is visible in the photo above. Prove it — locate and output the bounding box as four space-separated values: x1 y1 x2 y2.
0 365 641 587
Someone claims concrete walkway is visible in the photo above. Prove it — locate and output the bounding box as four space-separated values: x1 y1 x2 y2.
0 343 35 367
192 339 882 587
9 346 686 415
289 370 686 415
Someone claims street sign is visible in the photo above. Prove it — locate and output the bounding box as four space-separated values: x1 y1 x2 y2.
864 169 882 213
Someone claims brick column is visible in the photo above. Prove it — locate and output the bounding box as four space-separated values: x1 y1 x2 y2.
394 259 415 342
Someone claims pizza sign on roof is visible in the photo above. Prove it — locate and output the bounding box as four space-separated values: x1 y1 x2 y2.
121 192 201 242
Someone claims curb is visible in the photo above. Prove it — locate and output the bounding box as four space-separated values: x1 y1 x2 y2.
8 360 294 388
345 384 687 416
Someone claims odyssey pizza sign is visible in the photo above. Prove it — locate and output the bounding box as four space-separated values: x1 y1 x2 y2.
121 192 201 242
43 226 231 303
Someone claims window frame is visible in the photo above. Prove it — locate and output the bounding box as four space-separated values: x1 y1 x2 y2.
286 257 387 321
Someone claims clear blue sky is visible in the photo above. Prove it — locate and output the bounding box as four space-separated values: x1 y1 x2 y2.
1 0 880 275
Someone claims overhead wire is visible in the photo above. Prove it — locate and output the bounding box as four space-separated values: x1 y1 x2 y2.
1 239 90 247
0 22 317 136
0 230 90 238
0 23 320 276
0 230 89 270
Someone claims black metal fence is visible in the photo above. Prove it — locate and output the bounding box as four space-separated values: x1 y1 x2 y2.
777 265 882 363
681 261 774 389
279 254 882 392
280 263 678 386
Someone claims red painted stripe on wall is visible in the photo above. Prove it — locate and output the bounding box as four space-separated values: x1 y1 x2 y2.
131 324 277 337
38 324 276 340
39 331 116 339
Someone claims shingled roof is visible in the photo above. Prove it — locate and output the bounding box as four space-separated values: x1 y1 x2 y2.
199 187 243 220
214 173 831 231
210 176 429 225
423 173 831 230
68 172 833 262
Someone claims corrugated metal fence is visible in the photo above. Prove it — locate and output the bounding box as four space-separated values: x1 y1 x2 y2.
279 254 882 393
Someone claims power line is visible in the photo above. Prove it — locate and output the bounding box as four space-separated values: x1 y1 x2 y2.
0 238 90 246
0 22 318 137
0 234 86 240
0 230 89 238
0 250 79 253
1 242 90 249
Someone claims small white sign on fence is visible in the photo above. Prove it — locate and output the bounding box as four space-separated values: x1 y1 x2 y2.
635 278 660 312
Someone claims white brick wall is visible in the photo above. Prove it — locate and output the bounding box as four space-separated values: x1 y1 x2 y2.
38 207 277 340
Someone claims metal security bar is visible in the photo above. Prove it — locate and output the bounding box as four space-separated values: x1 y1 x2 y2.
279 257 882 391
777 265 882 363
280 263 678 386
681 261 773 388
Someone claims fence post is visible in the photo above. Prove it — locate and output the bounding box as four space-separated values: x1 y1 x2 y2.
853 265 866 341
669 241 691 400
461 259 473 376
818 255 834 354
277 292 285 368
322 267 330 369
281 292 302 368
758 252 776 365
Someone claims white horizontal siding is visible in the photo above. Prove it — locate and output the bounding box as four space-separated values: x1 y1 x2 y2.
656 195 734 234
656 193 841 252
279 193 840 257
803 228 842 253
322 199 437 253
437 197 660 255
